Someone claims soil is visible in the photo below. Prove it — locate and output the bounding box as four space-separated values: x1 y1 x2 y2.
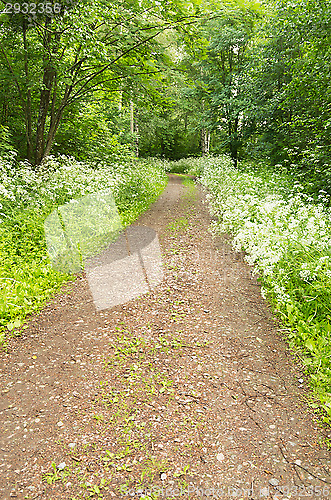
0 175 330 500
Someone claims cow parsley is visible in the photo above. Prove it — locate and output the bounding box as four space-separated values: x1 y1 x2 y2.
199 154 331 412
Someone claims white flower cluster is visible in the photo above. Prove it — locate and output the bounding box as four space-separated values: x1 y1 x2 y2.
200 155 331 305
0 154 167 219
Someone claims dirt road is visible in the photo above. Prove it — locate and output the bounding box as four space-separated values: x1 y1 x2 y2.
0 175 330 499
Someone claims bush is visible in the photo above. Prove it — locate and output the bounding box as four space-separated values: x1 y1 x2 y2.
0 154 167 344
166 156 209 176
198 155 331 423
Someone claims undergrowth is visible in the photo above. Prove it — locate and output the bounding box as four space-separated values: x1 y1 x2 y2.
197 154 331 425
166 157 205 176
0 154 167 345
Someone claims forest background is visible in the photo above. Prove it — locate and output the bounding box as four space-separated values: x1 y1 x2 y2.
0 0 329 188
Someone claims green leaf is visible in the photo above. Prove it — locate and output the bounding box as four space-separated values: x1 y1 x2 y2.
305 339 316 352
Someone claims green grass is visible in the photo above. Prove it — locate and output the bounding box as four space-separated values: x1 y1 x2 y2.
182 177 196 200
0 156 168 345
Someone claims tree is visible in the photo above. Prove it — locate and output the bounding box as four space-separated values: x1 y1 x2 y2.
0 0 201 164
202 7 258 165
175 3 259 163
244 0 331 186
137 69 202 159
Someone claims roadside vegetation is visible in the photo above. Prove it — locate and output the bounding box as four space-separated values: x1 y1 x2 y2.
168 154 331 424
0 153 167 344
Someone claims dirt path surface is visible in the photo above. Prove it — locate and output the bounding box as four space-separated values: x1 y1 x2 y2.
1 175 330 500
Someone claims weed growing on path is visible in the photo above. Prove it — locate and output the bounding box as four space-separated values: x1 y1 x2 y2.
42 461 70 485
182 178 196 201
165 217 189 235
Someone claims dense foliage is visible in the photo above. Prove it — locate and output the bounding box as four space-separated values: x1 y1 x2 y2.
1 0 330 196
243 0 331 197
196 155 331 422
0 0 199 164
0 154 167 343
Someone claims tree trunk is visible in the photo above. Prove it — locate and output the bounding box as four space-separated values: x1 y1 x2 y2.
200 86 210 155
35 66 55 164
35 21 55 165
134 110 139 157
118 89 122 111
230 142 238 168
42 84 71 162
43 109 63 160
229 116 239 168
130 100 134 134
201 128 210 156
23 19 33 163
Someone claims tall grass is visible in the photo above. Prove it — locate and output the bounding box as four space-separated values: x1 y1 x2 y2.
0 154 167 344
197 155 331 424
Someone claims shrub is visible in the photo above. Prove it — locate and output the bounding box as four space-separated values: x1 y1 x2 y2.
0 154 167 344
198 155 331 423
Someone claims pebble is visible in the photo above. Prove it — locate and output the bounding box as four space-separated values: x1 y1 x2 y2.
57 421 64 427
57 462 66 470
298 378 304 383
160 473 167 481
68 442 76 449
269 478 279 486
216 453 225 462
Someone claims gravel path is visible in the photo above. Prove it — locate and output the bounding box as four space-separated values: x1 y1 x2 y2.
0 175 330 500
